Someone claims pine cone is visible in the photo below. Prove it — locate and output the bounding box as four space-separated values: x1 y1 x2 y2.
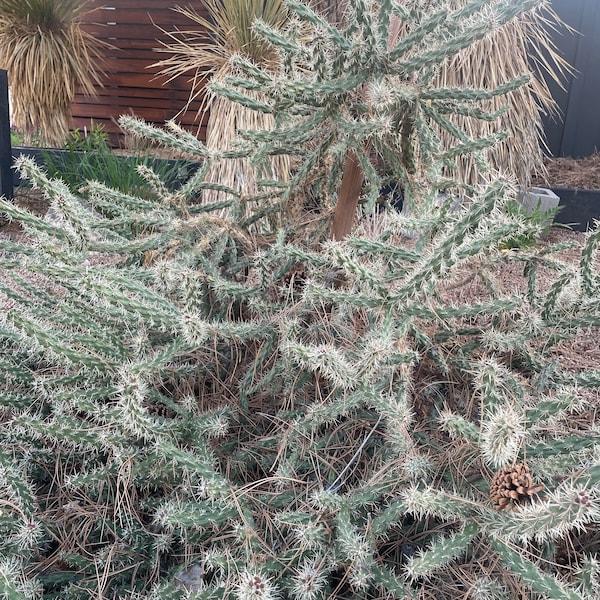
490 463 544 511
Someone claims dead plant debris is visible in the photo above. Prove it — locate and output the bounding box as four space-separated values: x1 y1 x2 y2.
533 152 600 190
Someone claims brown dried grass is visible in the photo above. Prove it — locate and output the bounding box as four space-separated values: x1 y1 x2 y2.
432 3 572 188
202 85 290 216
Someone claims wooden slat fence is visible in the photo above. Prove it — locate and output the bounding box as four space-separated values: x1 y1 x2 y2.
73 0 600 157
72 0 209 144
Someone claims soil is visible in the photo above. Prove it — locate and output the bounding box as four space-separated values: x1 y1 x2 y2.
0 188 49 240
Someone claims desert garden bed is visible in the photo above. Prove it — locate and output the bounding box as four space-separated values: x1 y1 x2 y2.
3 183 597 384
1 1 599 597
2 168 599 598
533 152 600 231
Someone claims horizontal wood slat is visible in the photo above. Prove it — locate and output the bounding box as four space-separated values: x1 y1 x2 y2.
73 104 201 124
93 0 193 9
75 87 202 106
92 8 188 22
71 0 210 144
76 115 207 138
86 23 187 41
75 89 204 105
95 49 182 61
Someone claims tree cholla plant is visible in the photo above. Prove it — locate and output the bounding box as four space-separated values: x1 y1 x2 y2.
211 0 544 238
0 1 599 600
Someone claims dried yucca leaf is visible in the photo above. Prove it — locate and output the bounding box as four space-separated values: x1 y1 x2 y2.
0 0 108 147
152 0 291 216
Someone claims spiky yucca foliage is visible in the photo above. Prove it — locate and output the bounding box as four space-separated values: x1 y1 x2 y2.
0 2 599 599
0 0 106 147
153 0 290 214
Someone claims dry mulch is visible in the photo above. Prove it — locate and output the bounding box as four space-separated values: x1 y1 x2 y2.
438 226 600 377
0 188 49 239
533 152 600 190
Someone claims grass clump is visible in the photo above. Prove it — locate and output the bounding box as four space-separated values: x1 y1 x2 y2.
41 125 197 199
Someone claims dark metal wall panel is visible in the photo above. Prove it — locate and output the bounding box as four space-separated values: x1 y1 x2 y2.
542 0 600 157
539 1 583 156
0 69 13 199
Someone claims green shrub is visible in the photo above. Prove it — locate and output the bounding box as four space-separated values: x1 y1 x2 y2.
500 198 563 250
40 125 196 199
0 2 598 599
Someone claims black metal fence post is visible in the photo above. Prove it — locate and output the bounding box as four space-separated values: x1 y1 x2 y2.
0 69 13 200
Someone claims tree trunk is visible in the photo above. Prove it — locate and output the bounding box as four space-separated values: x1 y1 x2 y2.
330 150 363 241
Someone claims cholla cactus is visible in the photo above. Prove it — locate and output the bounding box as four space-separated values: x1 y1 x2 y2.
212 0 545 236
0 2 599 599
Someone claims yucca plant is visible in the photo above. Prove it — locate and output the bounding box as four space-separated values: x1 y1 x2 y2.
153 0 291 219
0 0 106 147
